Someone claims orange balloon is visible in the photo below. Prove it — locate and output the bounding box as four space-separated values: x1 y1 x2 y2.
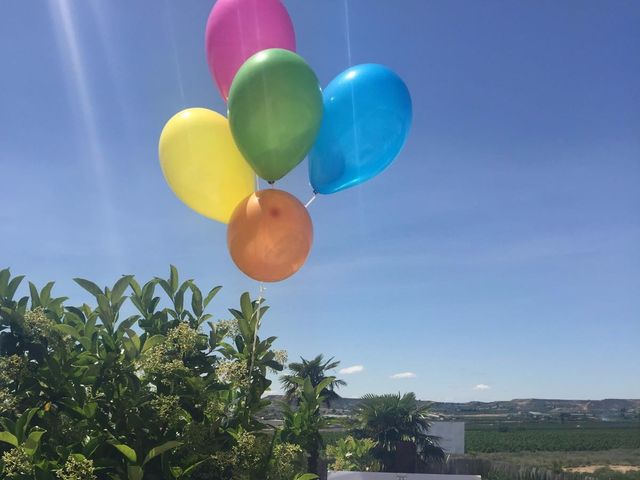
227 189 313 282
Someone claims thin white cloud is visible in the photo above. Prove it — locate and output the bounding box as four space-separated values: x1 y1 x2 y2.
339 365 364 375
473 384 491 390
47 0 124 268
390 372 416 379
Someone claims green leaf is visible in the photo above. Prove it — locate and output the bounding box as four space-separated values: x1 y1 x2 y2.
130 296 145 316
257 305 269 320
73 278 104 298
100 330 117 351
79 336 93 351
129 278 142 297
141 334 165 353
114 296 128 314
23 430 45 456
295 474 319 480
65 306 86 323
203 285 222 308
109 442 137 463
111 275 133 303
83 436 103 458
128 465 144 480
58 400 87 419
96 294 114 327
157 279 173 299
0 418 15 434
169 265 179 293
17 296 29 310
48 296 68 311
238 317 252 340
303 377 314 399
55 324 92 350
0 268 10 295
181 458 208 476
265 360 284 371
316 377 335 395
29 282 41 308
81 304 94 318
190 284 203 317
126 329 141 350
0 431 18 447
141 280 157 305
149 297 160 312
234 334 245 353
83 402 97 419
39 282 54 305
53 324 81 338
143 441 182 466
116 315 138 334
123 336 139 360
174 281 191 314
240 292 253 320
6 275 25 300
16 408 38 444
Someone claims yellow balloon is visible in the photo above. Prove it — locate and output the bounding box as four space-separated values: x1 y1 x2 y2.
159 108 255 224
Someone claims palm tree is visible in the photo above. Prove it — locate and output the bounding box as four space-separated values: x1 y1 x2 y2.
352 392 444 471
280 354 346 406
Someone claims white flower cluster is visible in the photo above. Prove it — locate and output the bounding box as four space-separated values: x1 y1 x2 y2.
215 318 240 338
139 322 201 381
216 359 249 389
149 394 182 427
23 308 55 340
0 355 23 414
2 447 34 478
273 349 288 366
54 455 97 480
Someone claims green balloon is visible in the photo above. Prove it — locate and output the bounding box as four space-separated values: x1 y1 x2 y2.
228 49 323 182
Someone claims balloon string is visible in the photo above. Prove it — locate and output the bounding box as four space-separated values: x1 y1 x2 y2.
305 194 317 208
248 178 264 388
344 0 352 67
247 282 265 387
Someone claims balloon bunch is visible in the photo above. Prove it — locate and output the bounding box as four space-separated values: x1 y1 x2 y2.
159 0 412 283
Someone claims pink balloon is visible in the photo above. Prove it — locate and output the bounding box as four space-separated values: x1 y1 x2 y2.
205 0 296 101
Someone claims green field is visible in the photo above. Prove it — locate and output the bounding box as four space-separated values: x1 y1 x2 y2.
466 423 640 453
474 449 640 469
321 421 640 453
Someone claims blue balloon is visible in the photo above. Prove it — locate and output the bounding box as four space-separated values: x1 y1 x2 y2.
308 64 412 194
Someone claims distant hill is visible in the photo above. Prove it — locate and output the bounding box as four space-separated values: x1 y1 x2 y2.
429 398 640 414
261 396 640 421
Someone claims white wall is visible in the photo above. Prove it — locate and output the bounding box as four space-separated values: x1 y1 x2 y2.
329 473 480 480
428 421 465 454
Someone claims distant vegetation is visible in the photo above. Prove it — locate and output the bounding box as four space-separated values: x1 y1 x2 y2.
464 421 640 480
477 448 640 469
466 425 640 452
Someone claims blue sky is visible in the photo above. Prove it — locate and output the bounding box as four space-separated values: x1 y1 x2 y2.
1 0 639 402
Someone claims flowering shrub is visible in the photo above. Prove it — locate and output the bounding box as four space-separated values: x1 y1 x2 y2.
0 266 312 480
54 455 97 480
326 436 379 472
